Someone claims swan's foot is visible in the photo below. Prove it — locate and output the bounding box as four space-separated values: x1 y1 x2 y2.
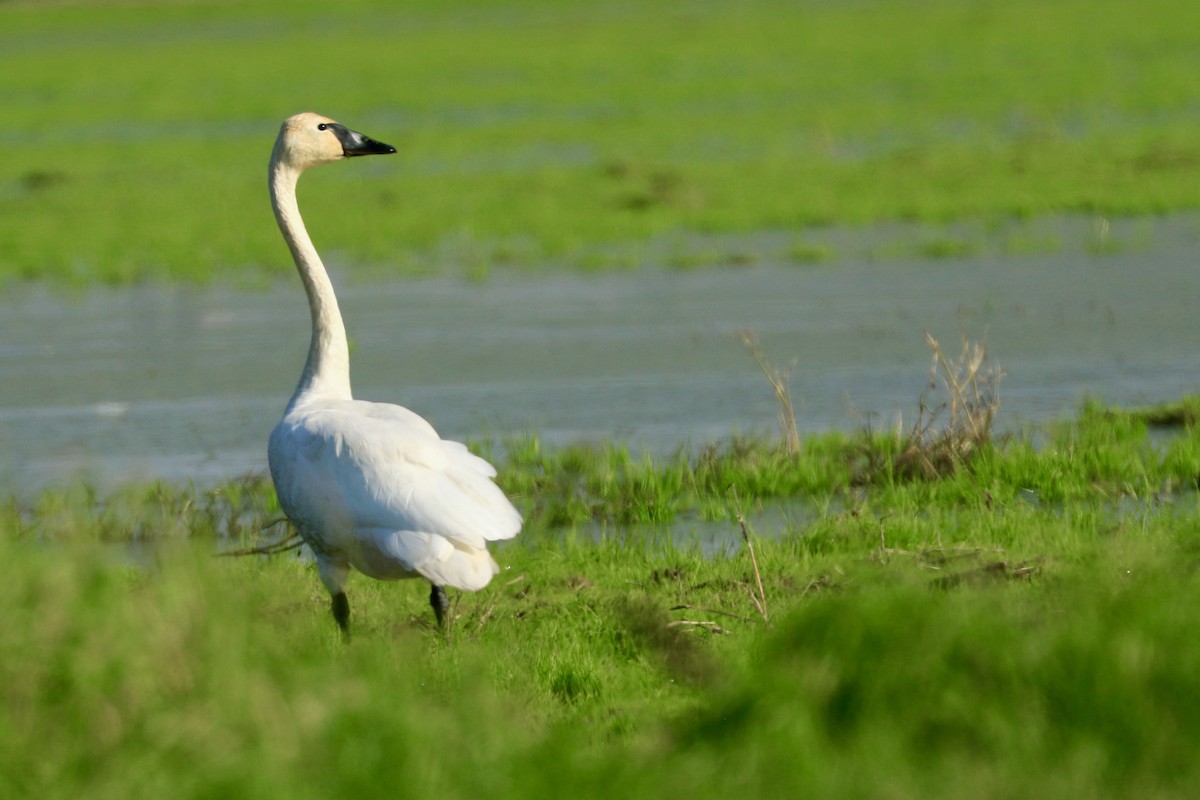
331 591 351 638
430 584 450 631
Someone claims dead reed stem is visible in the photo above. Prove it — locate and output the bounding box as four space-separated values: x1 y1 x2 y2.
737 329 800 455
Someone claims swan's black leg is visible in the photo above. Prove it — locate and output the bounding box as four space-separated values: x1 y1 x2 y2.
331 591 351 638
430 583 450 630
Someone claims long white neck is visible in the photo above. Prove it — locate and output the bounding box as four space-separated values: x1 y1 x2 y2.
269 154 353 406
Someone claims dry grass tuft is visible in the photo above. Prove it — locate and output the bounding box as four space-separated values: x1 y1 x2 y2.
857 332 1003 483
736 327 1002 483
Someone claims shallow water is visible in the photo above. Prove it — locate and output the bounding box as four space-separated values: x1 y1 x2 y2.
3 221 1199 496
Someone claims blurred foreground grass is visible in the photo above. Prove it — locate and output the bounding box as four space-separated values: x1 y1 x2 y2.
2 0 1200 283
5 518 1200 798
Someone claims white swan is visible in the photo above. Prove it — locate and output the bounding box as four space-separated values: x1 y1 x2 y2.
266 112 522 634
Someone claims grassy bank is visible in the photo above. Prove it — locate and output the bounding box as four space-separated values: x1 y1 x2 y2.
3 0 1200 283
4 403 1200 797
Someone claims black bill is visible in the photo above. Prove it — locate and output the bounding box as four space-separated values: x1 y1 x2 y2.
329 123 396 157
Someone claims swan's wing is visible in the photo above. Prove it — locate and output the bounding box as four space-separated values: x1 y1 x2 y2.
279 399 522 549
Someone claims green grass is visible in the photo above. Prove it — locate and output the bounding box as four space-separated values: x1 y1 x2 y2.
3 0 1200 284
4 403 1200 797
1106 393 1200 429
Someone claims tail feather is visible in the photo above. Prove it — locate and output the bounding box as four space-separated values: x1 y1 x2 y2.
354 528 502 591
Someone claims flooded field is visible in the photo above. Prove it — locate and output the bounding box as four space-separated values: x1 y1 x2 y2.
2 220 1198 495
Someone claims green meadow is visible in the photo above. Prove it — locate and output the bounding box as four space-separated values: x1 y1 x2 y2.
5 406 1200 798
5 0 1200 796
2 0 1200 283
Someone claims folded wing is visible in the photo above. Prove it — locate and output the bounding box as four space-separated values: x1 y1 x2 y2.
276 398 522 561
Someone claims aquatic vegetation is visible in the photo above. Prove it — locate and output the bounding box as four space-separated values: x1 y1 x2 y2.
7 394 1198 546
1105 393 1200 428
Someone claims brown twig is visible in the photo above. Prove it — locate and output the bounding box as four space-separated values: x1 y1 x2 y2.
215 521 302 558
729 486 770 623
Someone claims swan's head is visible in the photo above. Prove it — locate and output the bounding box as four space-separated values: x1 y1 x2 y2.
272 112 396 172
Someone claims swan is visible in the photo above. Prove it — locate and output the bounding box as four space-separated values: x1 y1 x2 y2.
266 112 522 635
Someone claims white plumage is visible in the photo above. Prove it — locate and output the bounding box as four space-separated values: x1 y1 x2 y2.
265 112 521 634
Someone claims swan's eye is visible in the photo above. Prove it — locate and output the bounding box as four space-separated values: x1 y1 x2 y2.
317 123 328 131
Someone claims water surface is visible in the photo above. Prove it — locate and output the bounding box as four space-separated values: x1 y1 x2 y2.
3 228 1198 495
